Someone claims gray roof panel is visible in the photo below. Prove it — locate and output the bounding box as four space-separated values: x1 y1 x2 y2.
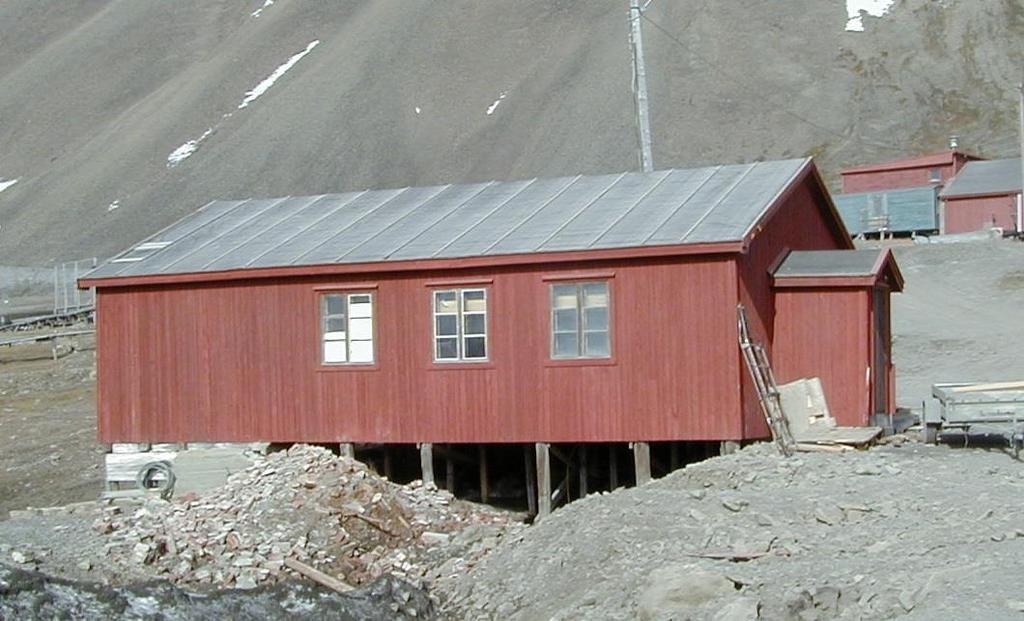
774 248 884 278
85 158 813 280
940 158 1022 198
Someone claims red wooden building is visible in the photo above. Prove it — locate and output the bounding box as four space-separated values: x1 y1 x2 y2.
840 149 982 194
80 158 900 507
939 158 1023 234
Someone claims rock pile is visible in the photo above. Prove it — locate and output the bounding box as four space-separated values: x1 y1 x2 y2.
92 444 521 590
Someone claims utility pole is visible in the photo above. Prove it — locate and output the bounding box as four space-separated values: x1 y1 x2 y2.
1018 80 1024 233
629 0 654 173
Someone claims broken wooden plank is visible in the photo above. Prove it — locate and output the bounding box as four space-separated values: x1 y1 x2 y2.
684 550 769 562
284 557 353 593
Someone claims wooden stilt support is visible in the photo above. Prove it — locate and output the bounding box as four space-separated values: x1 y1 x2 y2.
578 444 588 498
479 445 489 503
720 440 740 456
418 443 434 487
609 445 619 490
535 442 551 518
669 442 680 471
446 447 455 493
524 445 537 516
339 443 354 458
383 447 393 481
632 441 651 485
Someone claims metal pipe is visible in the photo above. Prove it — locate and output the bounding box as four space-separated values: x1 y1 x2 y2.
629 0 654 173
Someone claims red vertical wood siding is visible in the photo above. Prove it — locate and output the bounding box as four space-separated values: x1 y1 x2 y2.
772 288 872 426
736 180 851 437
95 255 745 444
943 194 1019 234
841 165 953 194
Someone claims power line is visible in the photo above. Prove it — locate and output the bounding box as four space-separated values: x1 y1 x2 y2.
638 11 909 153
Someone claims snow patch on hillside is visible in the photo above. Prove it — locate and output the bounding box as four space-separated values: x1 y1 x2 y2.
250 0 273 18
486 91 507 115
846 0 895 31
167 128 214 168
0 179 18 193
238 40 320 109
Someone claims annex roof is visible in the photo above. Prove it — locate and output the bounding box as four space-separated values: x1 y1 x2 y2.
939 158 1023 199
84 158 822 283
841 150 980 176
773 248 903 291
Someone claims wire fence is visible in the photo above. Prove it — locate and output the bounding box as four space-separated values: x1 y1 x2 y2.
53 258 97 315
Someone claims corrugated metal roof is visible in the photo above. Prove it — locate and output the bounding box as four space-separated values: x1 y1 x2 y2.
833 186 939 235
773 249 884 278
85 158 809 279
940 158 1022 198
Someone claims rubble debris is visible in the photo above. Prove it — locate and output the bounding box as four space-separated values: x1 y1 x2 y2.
90 444 521 590
0 563 432 620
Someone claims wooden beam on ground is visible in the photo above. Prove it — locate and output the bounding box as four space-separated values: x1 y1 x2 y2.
479 445 489 503
285 557 353 593
524 445 537 516
535 442 551 518
419 443 434 486
578 444 588 498
632 441 651 485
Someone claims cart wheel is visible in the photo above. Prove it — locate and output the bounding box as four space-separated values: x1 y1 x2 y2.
924 424 939 445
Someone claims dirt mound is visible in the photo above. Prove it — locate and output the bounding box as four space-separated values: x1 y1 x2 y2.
441 441 1024 620
89 444 521 591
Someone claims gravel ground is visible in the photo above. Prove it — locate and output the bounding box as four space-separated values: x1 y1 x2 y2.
443 441 1024 620
890 240 1024 413
0 329 103 519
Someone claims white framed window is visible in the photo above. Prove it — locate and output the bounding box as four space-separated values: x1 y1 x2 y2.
551 282 610 359
433 288 488 362
320 292 374 364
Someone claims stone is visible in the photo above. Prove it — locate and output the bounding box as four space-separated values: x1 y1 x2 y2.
638 564 736 621
713 596 760 621
721 497 748 513
76 559 93 571
855 465 882 476
814 505 844 526
10 550 29 564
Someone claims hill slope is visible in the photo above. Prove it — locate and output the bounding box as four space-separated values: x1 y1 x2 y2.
0 0 1021 265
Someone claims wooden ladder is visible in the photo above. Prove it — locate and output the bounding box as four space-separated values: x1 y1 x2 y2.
737 304 795 457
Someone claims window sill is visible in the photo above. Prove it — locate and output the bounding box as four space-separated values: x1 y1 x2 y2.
545 357 617 368
427 362 495 371
317 364 381 373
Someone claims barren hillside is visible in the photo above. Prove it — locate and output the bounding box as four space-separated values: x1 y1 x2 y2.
0 0 1021 265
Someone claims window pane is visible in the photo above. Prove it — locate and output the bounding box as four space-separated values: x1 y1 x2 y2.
554 308 578 332
464 336 486 359
554 332 579 357
583 306 608 331
325 316 347 333
464 313 485 335
584 331 610 357
323 340 348 363
436 337 458 360
582 283 608 308
552 285 578 309
436 314 458 337
324 294 346 315
323 330 346 342
349 340 373 363
349 296 372 318
463 290 486 312
349 317 373 340
435 290 458 313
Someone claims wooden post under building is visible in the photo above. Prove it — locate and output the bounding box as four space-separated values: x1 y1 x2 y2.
419 443 434 486
535 442 551 518
632 441 651 485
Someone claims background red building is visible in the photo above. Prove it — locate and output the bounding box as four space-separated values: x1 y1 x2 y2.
840 149 982 194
